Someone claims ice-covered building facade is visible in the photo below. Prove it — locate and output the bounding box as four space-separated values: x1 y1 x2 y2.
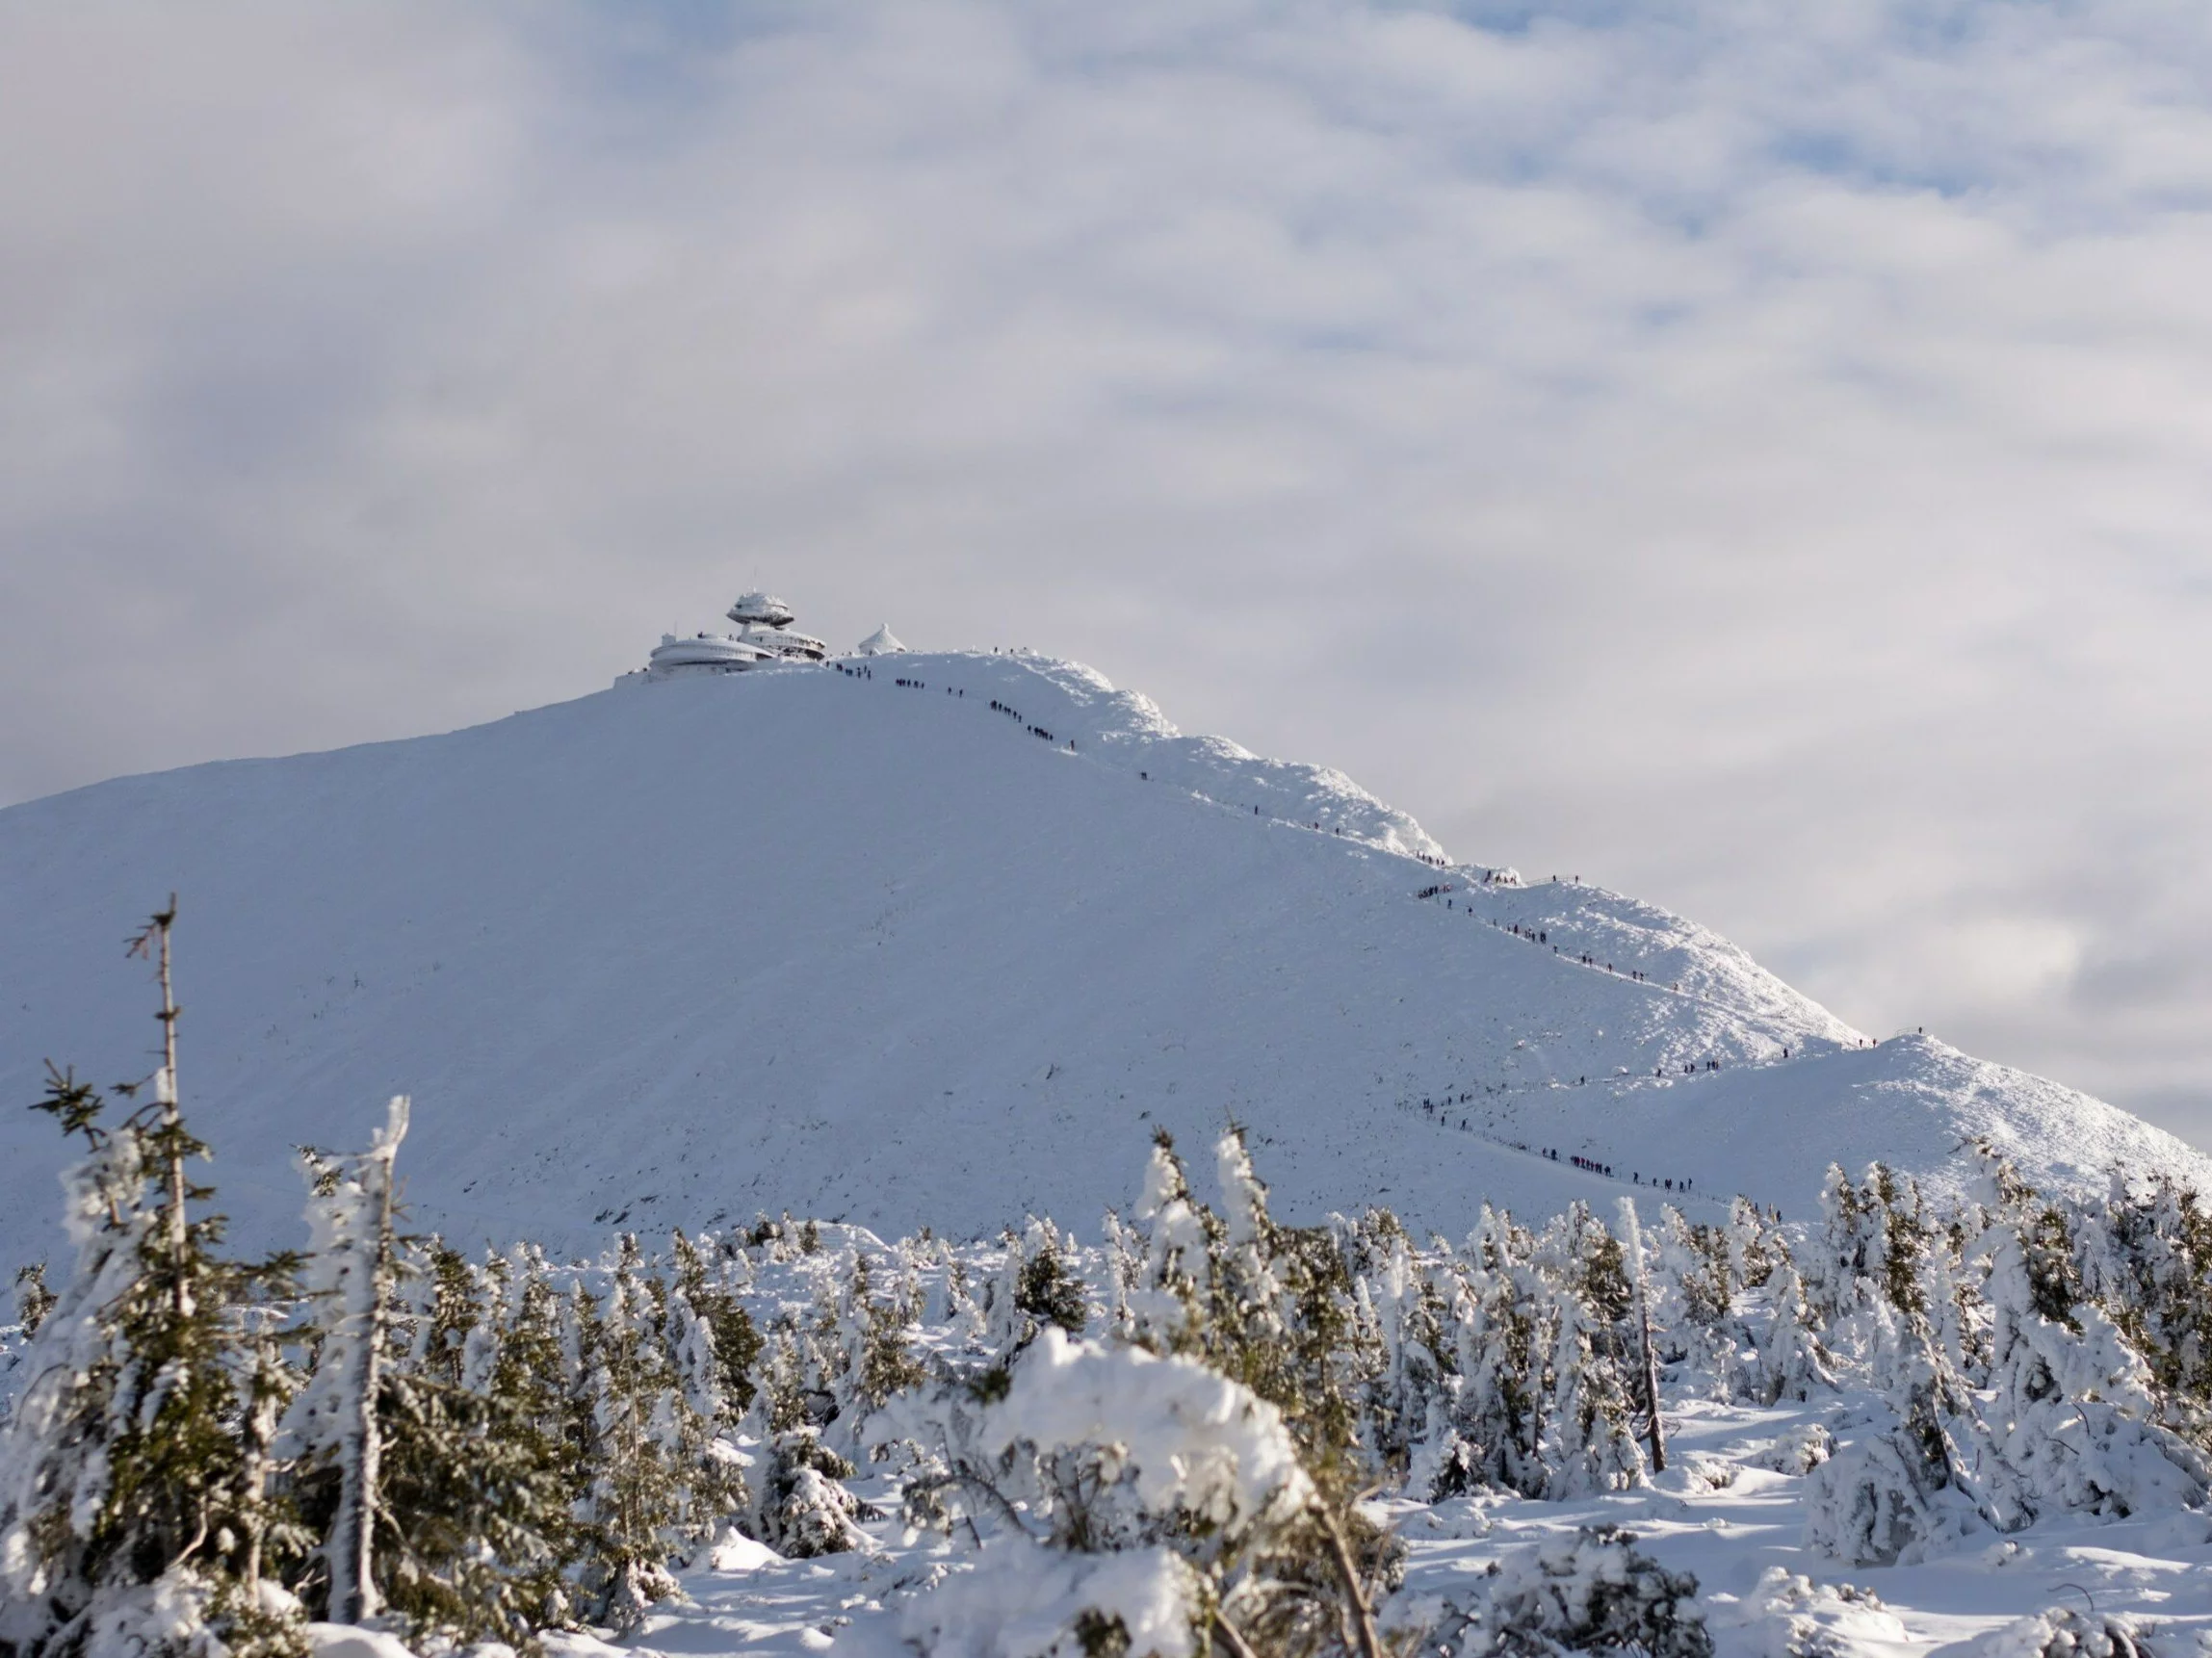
625 592 831 683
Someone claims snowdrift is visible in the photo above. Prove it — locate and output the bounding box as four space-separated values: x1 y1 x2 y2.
0 650 2200 1267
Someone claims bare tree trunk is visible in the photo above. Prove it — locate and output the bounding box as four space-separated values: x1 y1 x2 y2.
328 1096 409 1626
1637 1296 1667 1474
1317 1506 1387 1658
1211 1612 1262 1658
1614 1198 1666 1475
240 1340 278 1599
127 898 189 1308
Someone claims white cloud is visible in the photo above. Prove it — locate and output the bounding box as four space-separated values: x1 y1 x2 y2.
3 0 2210 1139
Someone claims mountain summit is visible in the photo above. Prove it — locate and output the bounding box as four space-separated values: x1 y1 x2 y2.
0 643 2198 1267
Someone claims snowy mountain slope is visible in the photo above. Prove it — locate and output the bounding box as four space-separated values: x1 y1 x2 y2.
0 649 2201 1269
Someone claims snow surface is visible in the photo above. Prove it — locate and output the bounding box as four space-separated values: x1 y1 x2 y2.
559 1392 2212 1658
0 649 2201 1271
271 1231 2212 1658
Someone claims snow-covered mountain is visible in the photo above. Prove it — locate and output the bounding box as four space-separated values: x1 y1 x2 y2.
0 648 2199 1269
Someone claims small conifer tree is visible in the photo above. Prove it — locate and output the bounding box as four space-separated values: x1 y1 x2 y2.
0 901 305 1658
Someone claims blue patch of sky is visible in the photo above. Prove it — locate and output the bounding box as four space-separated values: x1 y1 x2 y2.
512 2 825 139
1767 129 1985 198
1404 0 1647 32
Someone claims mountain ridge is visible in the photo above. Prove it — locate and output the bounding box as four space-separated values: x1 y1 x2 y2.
0 647 2199 1268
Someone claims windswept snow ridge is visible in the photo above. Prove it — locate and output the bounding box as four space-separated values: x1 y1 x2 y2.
0 649 2202 1269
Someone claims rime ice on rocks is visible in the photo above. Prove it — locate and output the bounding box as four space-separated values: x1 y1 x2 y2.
622 591 831 683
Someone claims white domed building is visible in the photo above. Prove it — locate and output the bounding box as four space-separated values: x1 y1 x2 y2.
640 634 772 676
621 592 830 683
723 592 826 661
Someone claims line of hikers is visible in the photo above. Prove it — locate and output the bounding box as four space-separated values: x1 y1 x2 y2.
1537 1147 1695 1192
1405 1099 1717 1202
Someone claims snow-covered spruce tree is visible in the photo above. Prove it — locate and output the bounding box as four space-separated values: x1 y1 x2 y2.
743 1425 872 1559
732 1333 871 1557
1431 1206 1548 1500
1351 1216 1456 1487
570 1235 739 1625
285 1097 407 1627
1613 1201 1667 1476
1803 1164 2011 1565
1813 1161 1942 1367
984 1218 1089 1357
670 1229 762 1417
1804 1304 1997 1567
1437 1525 1711 1658
0 902 305 1658
571 1243 685 1624
2076 1169 2212 1419
292 1164 584 1647
928 1236 987 1342
1197 1129 1386 1492
1112 1128 1400 1644
367 1242 579 1647
1723 1197 1778 1292
13 1264 56 1339
1963 1152 2209 1523
1532 1205 1646 1498
1644 1205 1749 1402
1 1266 56 1419
1805 1161 1882 1326
834 1249 929 1426
1757 1256 1837 1405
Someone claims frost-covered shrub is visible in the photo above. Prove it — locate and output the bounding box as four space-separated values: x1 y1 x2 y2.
899 1541 1204 1658
996 1219 1090 1351
894 1327 1314 1558
884 1328 1340 1658
1458 1526 1710 1658
745 1427 872 1557
1801 1354 1989 1567
1973 1608 2168 1658
1743 1422 1833 1476
1707 1567 1906 1658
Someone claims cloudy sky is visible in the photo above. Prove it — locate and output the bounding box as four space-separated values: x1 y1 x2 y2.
5 2 2211 1144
